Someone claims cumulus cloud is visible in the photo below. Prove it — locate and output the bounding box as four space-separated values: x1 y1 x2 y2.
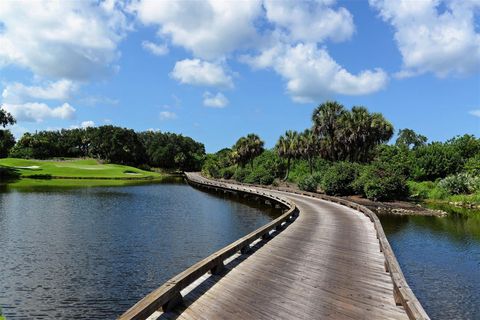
203 92 229 108
2 80 77 104
3 102 76 122
369 0 480 77
81 120 95 128
159 111 177 120
244 43 388 102
170 59 233 88
130 0 262 59
0 0 129 80
142 40 169 56
264 0 355 43
469 110 480 118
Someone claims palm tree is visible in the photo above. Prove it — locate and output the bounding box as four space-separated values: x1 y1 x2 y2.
276 130 299 180
312 101 345 161
299 129 317 174
232 134 264 169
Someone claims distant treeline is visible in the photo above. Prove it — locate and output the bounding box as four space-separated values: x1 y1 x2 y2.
203 101 480 201
1 126 205 171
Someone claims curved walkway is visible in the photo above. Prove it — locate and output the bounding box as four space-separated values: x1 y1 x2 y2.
147 174 414 319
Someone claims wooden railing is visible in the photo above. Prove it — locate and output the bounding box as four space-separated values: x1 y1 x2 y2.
220 179 430 320
118 172 298 320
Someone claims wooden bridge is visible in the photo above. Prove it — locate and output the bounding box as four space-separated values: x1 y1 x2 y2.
119 172 429 320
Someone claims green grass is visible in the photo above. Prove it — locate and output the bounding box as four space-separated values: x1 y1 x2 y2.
408 180 480 206
0 158 162 179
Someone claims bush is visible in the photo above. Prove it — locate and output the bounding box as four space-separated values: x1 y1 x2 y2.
439 173 479 195
407 181 449 200
321 162 359 196
220 166 235 179
232 167 249 182
201 155 221 178
354 162 408 201
298 175 318 192
244 166 275 185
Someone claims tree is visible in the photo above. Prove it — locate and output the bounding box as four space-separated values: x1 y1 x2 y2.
312 102 393 162
276 130 299 180
0 107 15 128
232 134 264 169
0 130 15 158
298 129 317 174
312 101 345 161
396 128 427 149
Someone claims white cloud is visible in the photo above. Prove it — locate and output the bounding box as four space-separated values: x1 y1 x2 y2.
130 0 262 59
81 120 95 128
203 92 229 108
469 110 480 118
3 102 76 122
264 0 355 43
2 80 77 104
0 0 129 80
370 0 480 77
142 40 169 56
159 111 177 120
170 59 233 88
244 43 388 102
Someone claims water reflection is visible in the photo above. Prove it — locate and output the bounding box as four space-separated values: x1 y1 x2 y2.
0 181 278 319
380 206 480 320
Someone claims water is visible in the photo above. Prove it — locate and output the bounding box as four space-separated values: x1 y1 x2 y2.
380 206 480 320
0 179 278 319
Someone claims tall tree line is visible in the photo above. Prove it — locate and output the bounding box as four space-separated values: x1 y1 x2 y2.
4 125 205 170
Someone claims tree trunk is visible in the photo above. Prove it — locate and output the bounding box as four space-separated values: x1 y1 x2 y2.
283 157 291 181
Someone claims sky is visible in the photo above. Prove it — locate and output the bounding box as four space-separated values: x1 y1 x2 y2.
0 0 479 153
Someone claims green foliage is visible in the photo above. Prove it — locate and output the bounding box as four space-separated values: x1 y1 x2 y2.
407 181 449 200
439 173 480 195
312 102 393 162
412 142 463 181
0 129 15 158
139 131 205 171
8 126 205 170
395 128 427 149
244 166 275 185
321 162 360 196
298 175 318 192
354 162 408 201
464 154 480 175
0 107 15 127
232 133 264 168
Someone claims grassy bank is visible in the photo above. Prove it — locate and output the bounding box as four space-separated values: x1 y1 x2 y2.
408 180 480 208
0 158 168 188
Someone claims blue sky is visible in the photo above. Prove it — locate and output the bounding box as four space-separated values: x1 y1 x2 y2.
0 0 479 152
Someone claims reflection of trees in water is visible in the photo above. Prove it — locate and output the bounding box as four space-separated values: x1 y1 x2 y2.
381 205 480 244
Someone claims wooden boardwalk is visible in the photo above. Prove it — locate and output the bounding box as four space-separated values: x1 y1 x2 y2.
120 173 428 320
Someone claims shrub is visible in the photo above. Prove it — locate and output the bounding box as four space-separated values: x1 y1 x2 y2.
220 166 235 179
439 173 479 195
407 181 449 200
244 166 275 185
298 175 318 192
321 162 359 196
356 162 408 201
232 167 249 182
201 155 221 178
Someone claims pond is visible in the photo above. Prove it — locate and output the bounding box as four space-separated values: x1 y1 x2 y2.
379 204 480 320
0 179 278 319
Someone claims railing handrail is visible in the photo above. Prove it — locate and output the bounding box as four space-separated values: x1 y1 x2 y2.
118 172 298 320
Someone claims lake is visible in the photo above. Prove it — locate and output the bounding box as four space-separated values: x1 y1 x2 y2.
2 180 479 319
0 179 278 319
380 205 480 320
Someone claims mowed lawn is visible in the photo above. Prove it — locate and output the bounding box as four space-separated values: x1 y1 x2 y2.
0 158 162 179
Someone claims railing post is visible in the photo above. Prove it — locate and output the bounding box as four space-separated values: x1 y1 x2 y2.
210 261 225 275
162 291 184 312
